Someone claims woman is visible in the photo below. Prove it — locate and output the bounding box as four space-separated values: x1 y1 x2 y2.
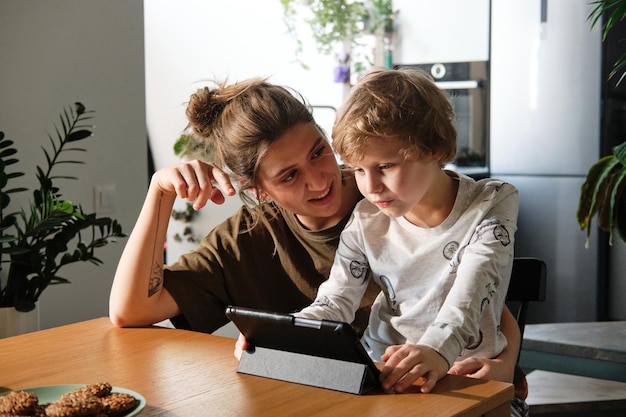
109 77 520 386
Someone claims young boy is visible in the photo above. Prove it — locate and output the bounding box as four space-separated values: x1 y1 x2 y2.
297 68 519 398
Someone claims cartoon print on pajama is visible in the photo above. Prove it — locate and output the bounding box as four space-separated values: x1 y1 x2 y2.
379 275 399 314
349 260 367 279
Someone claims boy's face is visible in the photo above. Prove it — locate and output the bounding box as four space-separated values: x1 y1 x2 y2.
348 137 442 220
256 122 344 230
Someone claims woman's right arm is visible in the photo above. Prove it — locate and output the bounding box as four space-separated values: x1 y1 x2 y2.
109 160 236 328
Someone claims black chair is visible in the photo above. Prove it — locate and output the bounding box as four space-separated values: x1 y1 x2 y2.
506 257 547 340
505 257 547 400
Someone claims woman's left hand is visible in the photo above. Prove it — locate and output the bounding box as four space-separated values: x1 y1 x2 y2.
234 333 248 361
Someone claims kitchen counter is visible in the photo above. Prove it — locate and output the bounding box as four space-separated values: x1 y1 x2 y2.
519 321 626 382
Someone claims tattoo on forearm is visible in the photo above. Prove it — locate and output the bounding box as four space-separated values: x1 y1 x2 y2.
148 190 164 298
148 265 163 297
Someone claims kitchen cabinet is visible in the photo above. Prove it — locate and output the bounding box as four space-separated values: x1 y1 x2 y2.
392 0 490 64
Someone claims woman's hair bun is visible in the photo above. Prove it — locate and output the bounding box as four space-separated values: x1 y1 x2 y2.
186 87 227 138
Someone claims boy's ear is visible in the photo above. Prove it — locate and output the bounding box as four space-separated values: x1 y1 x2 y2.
428 151 444 163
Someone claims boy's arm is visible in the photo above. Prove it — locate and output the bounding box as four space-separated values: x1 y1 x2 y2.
377 306 520 393
298 215 370 323
448 305 519 383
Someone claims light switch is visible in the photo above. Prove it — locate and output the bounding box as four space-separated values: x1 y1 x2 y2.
94 184 117 215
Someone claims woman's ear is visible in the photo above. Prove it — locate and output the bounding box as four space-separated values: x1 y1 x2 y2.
247 185 268 202
257 190 269 202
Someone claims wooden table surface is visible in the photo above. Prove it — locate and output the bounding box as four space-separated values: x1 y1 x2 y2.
0 318 513 416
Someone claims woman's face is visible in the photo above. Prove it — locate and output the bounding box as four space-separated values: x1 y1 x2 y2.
256 122 344 230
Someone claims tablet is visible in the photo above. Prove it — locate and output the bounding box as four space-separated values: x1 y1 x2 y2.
225 305 381 390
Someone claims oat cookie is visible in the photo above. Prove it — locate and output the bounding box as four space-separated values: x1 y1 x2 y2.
0 391 38 415
101 393 138 416
44 393 104 417
33 404 49 417
60 384 112 402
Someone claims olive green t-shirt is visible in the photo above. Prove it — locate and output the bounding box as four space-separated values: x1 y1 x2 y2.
164 201 378 335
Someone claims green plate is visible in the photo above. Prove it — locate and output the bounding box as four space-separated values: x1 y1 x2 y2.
1 384 146 416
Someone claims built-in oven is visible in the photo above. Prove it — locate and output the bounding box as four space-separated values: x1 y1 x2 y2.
395 61 489 177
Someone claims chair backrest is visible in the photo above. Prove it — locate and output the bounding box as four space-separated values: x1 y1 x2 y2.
506 257 547 339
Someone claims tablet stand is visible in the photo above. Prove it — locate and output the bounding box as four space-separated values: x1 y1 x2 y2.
238 346 378 395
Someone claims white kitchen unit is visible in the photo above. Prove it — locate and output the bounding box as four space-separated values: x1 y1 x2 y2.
392 0 490 64
490 0 603 323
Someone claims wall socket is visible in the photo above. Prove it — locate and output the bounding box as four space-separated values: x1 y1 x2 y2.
93 184 117 215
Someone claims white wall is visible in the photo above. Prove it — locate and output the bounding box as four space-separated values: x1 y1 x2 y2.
0 0 147 329
144 0 350 262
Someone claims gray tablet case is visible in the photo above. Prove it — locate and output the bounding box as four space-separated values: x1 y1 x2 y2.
225 305 381 394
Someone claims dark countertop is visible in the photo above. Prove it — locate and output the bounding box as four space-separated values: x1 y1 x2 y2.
522 321 626 363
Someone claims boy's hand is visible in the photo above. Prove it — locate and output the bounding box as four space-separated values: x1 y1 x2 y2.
448 356 513 383
379 344 449 393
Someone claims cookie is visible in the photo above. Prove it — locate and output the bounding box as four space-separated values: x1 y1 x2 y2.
101 393 139 416
44 394 104 417
60 384 112 401
30 404 48 417
0 391 38 415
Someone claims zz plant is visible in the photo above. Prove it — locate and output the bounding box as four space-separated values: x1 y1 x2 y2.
0 103 125 312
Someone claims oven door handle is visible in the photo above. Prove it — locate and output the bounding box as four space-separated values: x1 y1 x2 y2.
434 80 483 90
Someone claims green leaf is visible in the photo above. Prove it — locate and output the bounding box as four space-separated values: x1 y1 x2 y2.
577 155 618 229
607 167 626 244
614 141 626 164
0 148 18 158
597 171 617 231
67 129 92 142
4 187 28 194
4 158 22 167
74 102 85 115
0 235 16 243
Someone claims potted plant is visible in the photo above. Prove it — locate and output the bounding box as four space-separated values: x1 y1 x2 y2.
0 102 125 314
577 0 626 245
279 0 396 77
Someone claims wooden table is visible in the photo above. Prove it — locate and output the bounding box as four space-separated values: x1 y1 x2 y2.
520 321 626 382
0 318 513 416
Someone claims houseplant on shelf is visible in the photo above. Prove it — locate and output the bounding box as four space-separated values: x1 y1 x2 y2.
0 102 125 318
279 0 396 79
577 0 626 245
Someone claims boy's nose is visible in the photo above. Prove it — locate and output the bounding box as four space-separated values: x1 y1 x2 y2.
362 174 383 194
